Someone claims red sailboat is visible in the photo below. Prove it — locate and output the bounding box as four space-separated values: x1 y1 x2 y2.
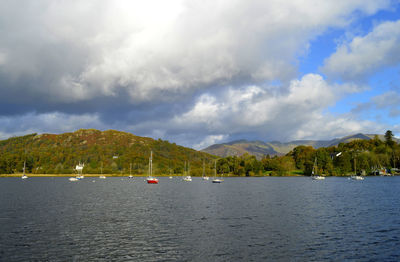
146 151 158 184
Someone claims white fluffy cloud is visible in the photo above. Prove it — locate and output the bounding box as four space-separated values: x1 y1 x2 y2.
0 0 398 148
174 74 336 132
0 0 394 104
322 19 400 81
128 74 380 148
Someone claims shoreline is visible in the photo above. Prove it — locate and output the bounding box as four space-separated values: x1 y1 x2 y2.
1 173 303 177
0 174 395 178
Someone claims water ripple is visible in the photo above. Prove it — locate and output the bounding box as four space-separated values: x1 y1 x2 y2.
0 177 400 261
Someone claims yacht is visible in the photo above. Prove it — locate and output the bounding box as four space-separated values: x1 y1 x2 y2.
311 157 325 180
212 160 223 183
146 151 159 184
21 161 28 179
183 161 192 181
202 160 209 180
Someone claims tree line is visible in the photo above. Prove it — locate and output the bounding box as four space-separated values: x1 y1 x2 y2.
0 130 398 176
216 131 399 176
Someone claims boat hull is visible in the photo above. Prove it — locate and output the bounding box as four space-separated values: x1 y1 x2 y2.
183 176 192 181
147 179 159 184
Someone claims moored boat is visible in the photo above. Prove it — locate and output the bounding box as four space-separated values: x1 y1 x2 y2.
21 161 28 179
350 175 364 180
202 160 209 180
146 151 158 184
147 177 159 184
212 160 223 183
75 163 84 179
311 157 325 180
182 161 192 182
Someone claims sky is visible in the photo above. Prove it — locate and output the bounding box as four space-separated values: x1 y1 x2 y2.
0 0 400 149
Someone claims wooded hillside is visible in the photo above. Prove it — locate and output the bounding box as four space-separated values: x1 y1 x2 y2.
0 129 215 175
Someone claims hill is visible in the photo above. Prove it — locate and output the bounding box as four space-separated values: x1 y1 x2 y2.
0 129 215 175
202 133 396 159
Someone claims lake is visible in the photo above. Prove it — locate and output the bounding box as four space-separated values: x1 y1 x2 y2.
0 176 399 261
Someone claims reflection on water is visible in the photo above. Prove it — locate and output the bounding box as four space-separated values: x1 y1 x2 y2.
0 177 400 261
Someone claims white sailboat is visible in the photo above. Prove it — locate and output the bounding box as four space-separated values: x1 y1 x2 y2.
183 161 192 181
70 163 84 181
212 160 223 183
202 160 209 180
97 161 105 179
75 163 84 179
21 161 28 179
311 157 325 180
128 163 134 178
350 156 364 180
99 162 106 179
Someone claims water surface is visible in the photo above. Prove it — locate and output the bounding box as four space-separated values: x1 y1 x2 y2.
0 177 399 261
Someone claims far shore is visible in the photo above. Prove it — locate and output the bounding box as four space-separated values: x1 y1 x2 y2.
1 173 165 177
2 173 394 177
1 173 303 177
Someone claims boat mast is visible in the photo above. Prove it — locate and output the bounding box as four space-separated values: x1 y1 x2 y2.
354 156 356 176
312 157 317 176
202 160 205 178
149 151 153 177
214 160 217 178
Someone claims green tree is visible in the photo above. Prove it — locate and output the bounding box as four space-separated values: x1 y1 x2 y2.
385 130 395 148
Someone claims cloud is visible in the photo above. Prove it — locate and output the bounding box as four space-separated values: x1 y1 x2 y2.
0 0 394 107
0 0 397 148
322 19 400 81
352 90 400 118
126 74 380 148
0 73 393 149
0 112 103 140
193 134 229 150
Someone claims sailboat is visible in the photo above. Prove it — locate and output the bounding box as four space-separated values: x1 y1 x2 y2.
202 160 209 180
76 163 84 179
128 163 134 178
183 161 192 181
21 161 28 179
70 163 84 181
311 157 325 180
99 162 106 178
212 160 223 183
350 156 364 180
146 151 159 184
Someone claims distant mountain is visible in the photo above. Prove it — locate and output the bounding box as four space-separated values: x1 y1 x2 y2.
202 133 395 159
0 129 215 175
